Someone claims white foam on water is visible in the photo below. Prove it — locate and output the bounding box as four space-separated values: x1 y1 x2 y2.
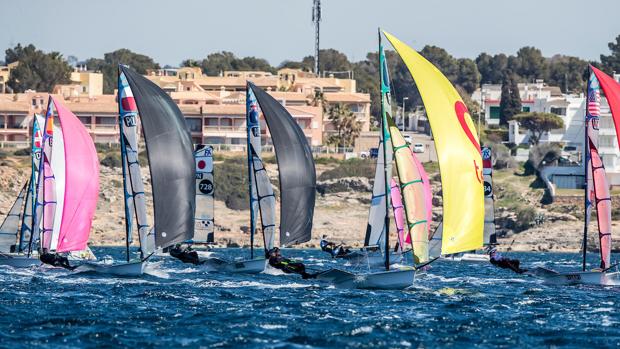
259 324 287 330
350 326 373 335
144 261 170 279
198 279 312 289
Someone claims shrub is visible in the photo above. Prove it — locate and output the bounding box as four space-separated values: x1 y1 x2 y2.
101 154 122 168
217 160 249 210
13 148 31 156
318 158 375 181
514 206 538 232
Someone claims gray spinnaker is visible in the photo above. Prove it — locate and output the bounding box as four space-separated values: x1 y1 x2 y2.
121 65 196 250
248 82 316 246
0 182 28 253
19 179 33 252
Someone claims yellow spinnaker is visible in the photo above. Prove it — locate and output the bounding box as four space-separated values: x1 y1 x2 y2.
384 31 483 255
387 115 429 263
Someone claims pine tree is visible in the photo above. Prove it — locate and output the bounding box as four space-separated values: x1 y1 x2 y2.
499 73 522 126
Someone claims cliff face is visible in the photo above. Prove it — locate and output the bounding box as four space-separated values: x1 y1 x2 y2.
0 152 618 252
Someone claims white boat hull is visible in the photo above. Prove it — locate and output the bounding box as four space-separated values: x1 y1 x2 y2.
0 255 41 268
339 251 404 267
202 257 266 274
318 268 416 290
440 253 489 263
75 260 146 277
530 267 620 286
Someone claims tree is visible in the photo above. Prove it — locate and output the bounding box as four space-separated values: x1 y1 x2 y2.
86 48 160 94
327 103 363 148
547 55 589 93
513 112 564 145
476 53 508 84
456 58 481 94
515 46 547 81
499 73 521 126
5 44 71 93
183 51 276 76
601 34 620 74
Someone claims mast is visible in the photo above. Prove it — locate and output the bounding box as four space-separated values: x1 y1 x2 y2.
379 28 391 271
118 92 133 262
582 67 591 272
246 84 256 259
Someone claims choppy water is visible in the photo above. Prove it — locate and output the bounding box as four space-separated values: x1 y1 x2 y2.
1 248 619 348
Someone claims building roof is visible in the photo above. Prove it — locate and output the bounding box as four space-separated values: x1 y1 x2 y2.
323 93 371 103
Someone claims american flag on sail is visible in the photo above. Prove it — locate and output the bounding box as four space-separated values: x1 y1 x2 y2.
587 75 601 117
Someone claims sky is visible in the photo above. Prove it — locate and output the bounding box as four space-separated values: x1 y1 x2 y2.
2 0 619 67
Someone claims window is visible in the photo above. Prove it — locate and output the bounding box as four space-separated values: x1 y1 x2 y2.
205 136 225 144
95 116 116 125
550 107 566 116
599 135 615 148
205 118 218 127
349 104 362 113
521 106 530 112
78 116 91 126
489 106 500 119
185 118 202 132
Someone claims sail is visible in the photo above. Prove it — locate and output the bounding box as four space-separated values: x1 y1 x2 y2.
39 103 60 251
429 223 443 258
481 147 497 245
384 31 484 255
389 178 408 249
248 82 316 246
250 145 277 251
0 183 28 253
18 179 32 252
591 66 620 148
412 149 432 239
120 65 195 250
387 115 429 263
364 141 392 248
585 73 611 269
52 97 99 253
118 70 153 257
194 144 215 243
28 114 45 253
246 87 260 252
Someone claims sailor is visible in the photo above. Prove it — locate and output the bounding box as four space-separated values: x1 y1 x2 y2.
267 247 317 279
488 247 527 274
320 235 351 258
169 244 203 265
40 251 75 270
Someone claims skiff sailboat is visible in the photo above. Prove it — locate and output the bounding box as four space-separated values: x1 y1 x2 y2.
531 66 619 286
0 115 46 267
36 96 100 267
203 82 316 273
77 65 196 276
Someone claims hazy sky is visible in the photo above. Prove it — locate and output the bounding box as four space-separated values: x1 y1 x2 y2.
3 0 619 66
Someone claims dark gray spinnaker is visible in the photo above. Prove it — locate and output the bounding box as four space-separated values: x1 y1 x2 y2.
248 82 316 246
120 65 196 250
0 182 28 253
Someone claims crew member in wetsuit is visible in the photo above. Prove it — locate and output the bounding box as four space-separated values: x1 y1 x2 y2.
40 250 75 270
488 247 527 274
319 235 351 258
267 247 317 279
169 244 203 265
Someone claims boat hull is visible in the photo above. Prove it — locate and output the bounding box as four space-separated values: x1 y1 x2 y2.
318 268 416 290
0 255 41 268
531 267 620 286
440 253 489 263
75 260 146 277
339 251 404 267
202 257 266 274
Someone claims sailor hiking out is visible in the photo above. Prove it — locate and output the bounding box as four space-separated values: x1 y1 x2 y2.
267 247 318 279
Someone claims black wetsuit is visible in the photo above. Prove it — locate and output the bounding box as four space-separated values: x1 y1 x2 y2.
320 239 350 258
169 245 203 265
268 254 316 279
40 252 75 270
490 253 527 274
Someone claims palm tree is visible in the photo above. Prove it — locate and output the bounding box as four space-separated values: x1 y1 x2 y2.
327 103 363 148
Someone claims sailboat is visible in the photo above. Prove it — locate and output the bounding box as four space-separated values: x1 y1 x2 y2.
0 115 46 267
318 31 447 289
531 66 619 286
202 86 275 273
77 65 195 276
35 96 100 268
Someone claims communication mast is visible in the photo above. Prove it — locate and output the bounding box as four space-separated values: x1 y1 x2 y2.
312 0 321 75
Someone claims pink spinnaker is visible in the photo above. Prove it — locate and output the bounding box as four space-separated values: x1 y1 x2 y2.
52 97 100 253
411 155 432 238
390 178 409 247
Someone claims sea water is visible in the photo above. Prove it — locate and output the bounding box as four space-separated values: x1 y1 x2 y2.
0 248 619 348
